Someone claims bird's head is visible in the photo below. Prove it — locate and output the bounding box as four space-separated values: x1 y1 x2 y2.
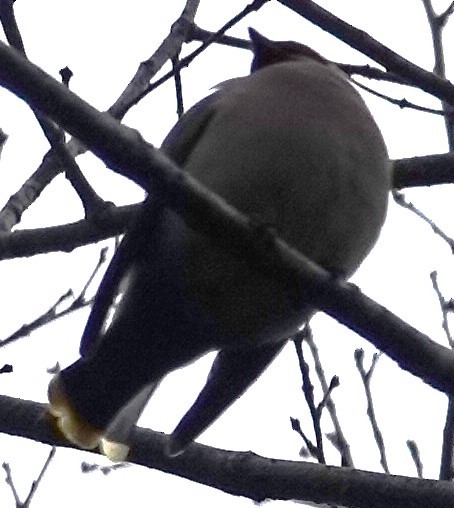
249 27 327 73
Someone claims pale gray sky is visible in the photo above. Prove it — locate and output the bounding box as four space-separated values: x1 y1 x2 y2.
0 1 452 506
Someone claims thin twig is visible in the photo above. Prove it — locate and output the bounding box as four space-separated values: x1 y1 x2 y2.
304 330 354 467
407 440 423 478
0 0 106 221
73 247 109 305
132 0 269 107
2 461 21 507
440 399 454 480
355 349 389 474
439 1 454 27
3 447 56 508
0 247 109 348
290 416 318 458
172 53 184 118
293 329 326 463
430 271 454 347
421 0 454 148
351 77 444 116
277 0 454 106
393 190 454 253
0 0 199 232
430 271 454 480
22 447 56 507
81 461 130 475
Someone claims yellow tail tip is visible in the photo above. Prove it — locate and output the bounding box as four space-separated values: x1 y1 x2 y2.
47 374 103 451
100 439 130 462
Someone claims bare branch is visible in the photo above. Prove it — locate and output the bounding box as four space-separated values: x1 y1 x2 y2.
74 247 109 305
439 1 454 26
2 145 454 260
22 447 56 508
407 440 424 479
355 349 389 474
293 329 326 463
133 0 269 107
421 0 454 148
3 447 56 508
187 23 251 49
431 271 454 347
393 191 454 252
351 77 444 116
440 399 454 480
0 0 25 53
187 25 439 92
81 461 130 475
289 416 318 459
0 247 109 348
0 394 453 507
0 0 106 219
0 0 200 232
0 203 136 260
339 63 418 86
1 43 454 399
305 330 354 467
393 152 454 188
430 271 454 481
172 53 185 118
421 0 445 76
109 0 200 119
2 461 21 507
277 0 454 106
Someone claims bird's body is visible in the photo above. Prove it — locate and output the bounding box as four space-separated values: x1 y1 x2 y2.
48 30 389 459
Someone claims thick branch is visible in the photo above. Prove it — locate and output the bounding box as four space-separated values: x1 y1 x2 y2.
0 394 453 507
0 149 452 260
109 0 200 119
392 153 454 188
0 42 454 397
277 0 454 106
0 203 137 260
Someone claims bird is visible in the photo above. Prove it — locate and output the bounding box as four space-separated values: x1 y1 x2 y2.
47 28 390 460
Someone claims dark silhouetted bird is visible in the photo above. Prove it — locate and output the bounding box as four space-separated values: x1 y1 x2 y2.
48 28 389 460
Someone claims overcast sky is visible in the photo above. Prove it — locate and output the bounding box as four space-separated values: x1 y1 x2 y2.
0 1 453 507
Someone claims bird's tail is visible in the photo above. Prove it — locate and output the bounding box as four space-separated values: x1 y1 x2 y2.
100 381 160 461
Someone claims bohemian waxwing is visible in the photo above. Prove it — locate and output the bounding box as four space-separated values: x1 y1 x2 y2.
48 28 390 460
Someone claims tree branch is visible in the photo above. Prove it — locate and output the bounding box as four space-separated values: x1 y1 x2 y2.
392 153 454 188
0 394 453 507
0 203 137 260
108 0 200 119
0 0 107 219
0 0 200 233
421 0 454 148
1 42 454 398
0 147 453 260
277 0 454 106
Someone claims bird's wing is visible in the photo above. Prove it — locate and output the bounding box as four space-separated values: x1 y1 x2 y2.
79 91 221 357
79 196 164 357
167 340 286 456
161 91 221 166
